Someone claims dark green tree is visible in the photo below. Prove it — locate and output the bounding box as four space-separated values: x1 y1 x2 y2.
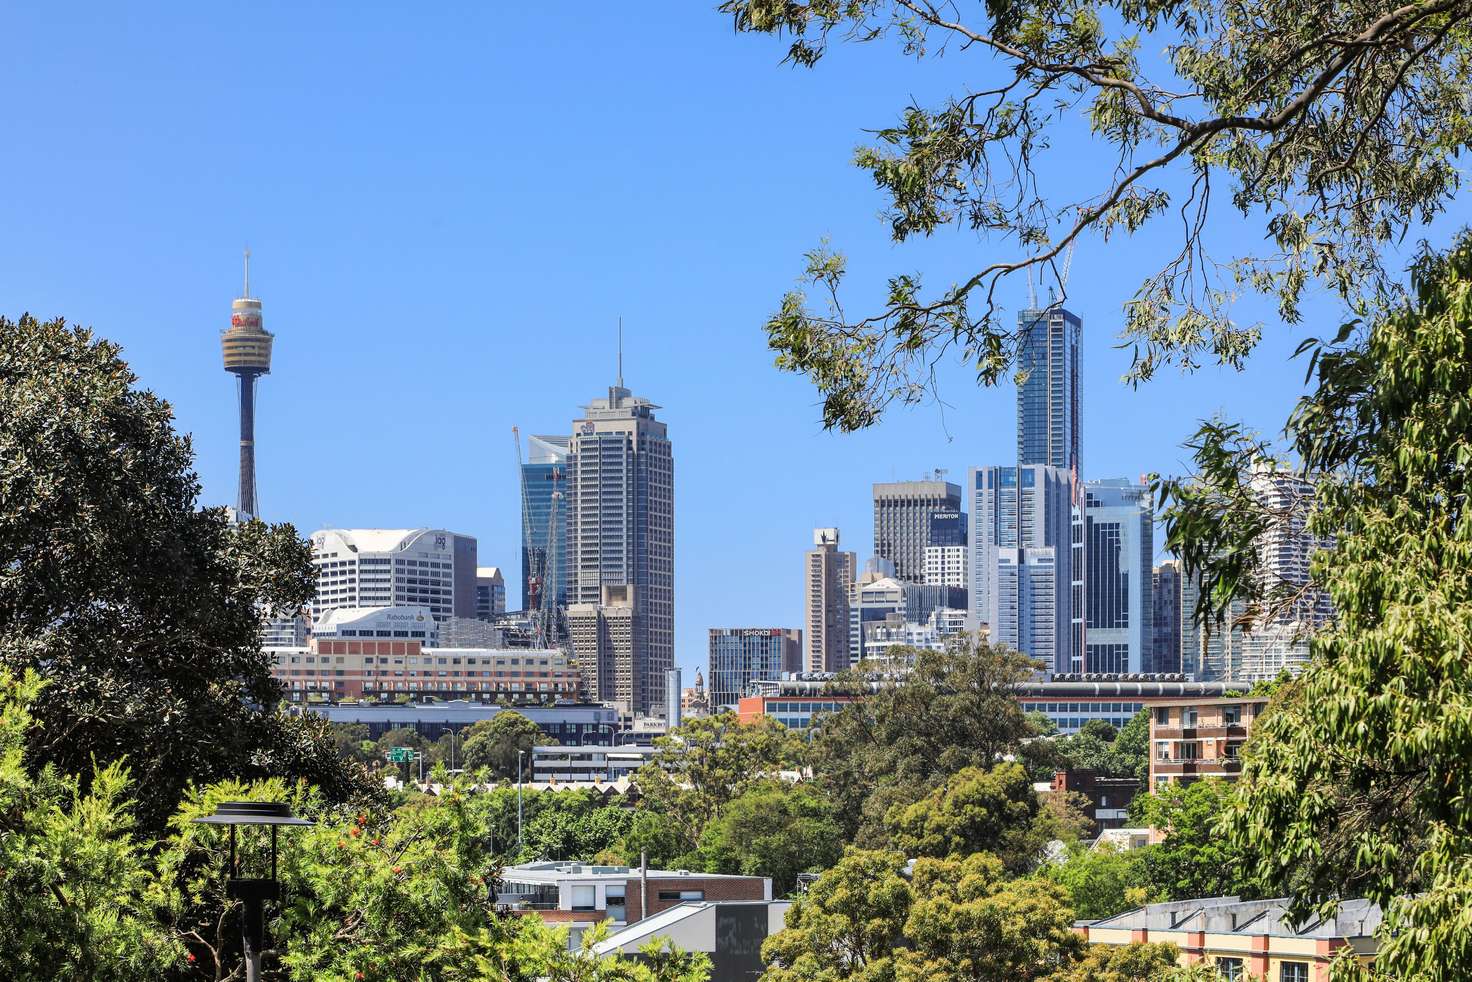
459 711 548 781
1043 842 1154 920
1135 780 1252 902
0 315 368 833
808 640 1042 843
1193 236 1472 980
695 780 843 896
884 763 1045 872
717 0 1472 431
634 712 806 858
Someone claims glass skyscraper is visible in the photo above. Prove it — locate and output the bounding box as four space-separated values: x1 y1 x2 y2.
520 434 569 613
1016 306 1082 473
1083 479 1154 674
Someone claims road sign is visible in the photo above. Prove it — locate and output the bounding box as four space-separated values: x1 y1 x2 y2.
385 747 413 763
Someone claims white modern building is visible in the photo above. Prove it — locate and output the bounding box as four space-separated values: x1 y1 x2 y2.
530 744 657 783
968 464 1074 671
309 528 478 624
924 543 968 591
311 604 438 643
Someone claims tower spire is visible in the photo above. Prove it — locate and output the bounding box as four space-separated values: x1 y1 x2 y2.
617 316 624 388
243 247 251 298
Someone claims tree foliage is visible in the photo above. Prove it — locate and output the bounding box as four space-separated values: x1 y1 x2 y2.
808 642 1042 843
460 711 548 781
1043 843 1154 921
0 315 369 833
695 780 843 896
762 849 1084 982
1136 779 1253 902
0 669 181 979
1205 235 1472 981
634 712 805 857
718 0 1472 429
884 763 1045 872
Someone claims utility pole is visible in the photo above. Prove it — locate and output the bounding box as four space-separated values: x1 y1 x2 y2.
517 749 525 850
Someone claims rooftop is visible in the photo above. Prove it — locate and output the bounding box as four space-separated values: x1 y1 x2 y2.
502 861 764 885
1085 896 1382 940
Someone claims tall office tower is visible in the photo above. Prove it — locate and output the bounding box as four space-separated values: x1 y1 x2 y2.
309 529 478 624
872 479 962 583
1016 303 1085 669
805 528 856 672
1151 561 1183 674
708 628 803 710
968 464 1073 671
475 567 506 620
1016 306 1082 472
521 434 569 611
220 251 273 519
665 668 683 729
565 377 674 717
1236 465 1334 680
1083 479 1154 674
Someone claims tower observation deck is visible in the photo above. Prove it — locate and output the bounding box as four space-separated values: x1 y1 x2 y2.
221 250 273 518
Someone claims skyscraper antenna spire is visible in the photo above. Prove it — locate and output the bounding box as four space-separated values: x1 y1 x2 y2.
617 316 624 388
243 247 251 298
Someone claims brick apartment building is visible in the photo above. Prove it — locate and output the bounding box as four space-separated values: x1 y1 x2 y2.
1148 696 1269 789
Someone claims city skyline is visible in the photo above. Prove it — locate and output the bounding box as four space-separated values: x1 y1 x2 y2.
1 4 1350 682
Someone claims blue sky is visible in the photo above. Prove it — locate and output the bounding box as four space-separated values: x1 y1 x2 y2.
1 3 1455 678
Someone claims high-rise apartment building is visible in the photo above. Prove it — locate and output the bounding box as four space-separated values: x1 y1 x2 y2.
1236 466 1333 680
309 529 478 624
804 528 856 673
1180 467 1332 683
872 480 962 583
521 434 569 612
565 379 674 716
708 628 802 710
475 567 506 620
969 464 1074 671
1151 561 1183 675
1084 479 1154 674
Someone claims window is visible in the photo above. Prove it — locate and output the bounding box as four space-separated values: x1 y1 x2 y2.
605 886 626 921
657 890 704 902
1176 741 1201 761
1223 704 1243 725
1280 963 1309 982
1155 708 1170 725
1225 742 1242 759
1182 707 1199 727
1215 957 1243 981
1155 741 1171 761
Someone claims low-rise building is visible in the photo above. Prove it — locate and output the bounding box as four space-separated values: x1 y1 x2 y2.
531 745 657 783
592 901 792 982
497 862 772 949
268 620 578 705
1148 696 1269 789
1051 770 1142 836
1077 896 1379 979
302 700 618 746
736 673 1243 736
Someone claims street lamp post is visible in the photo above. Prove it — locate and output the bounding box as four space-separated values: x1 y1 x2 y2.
192 801 313 982
517 748 525 850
